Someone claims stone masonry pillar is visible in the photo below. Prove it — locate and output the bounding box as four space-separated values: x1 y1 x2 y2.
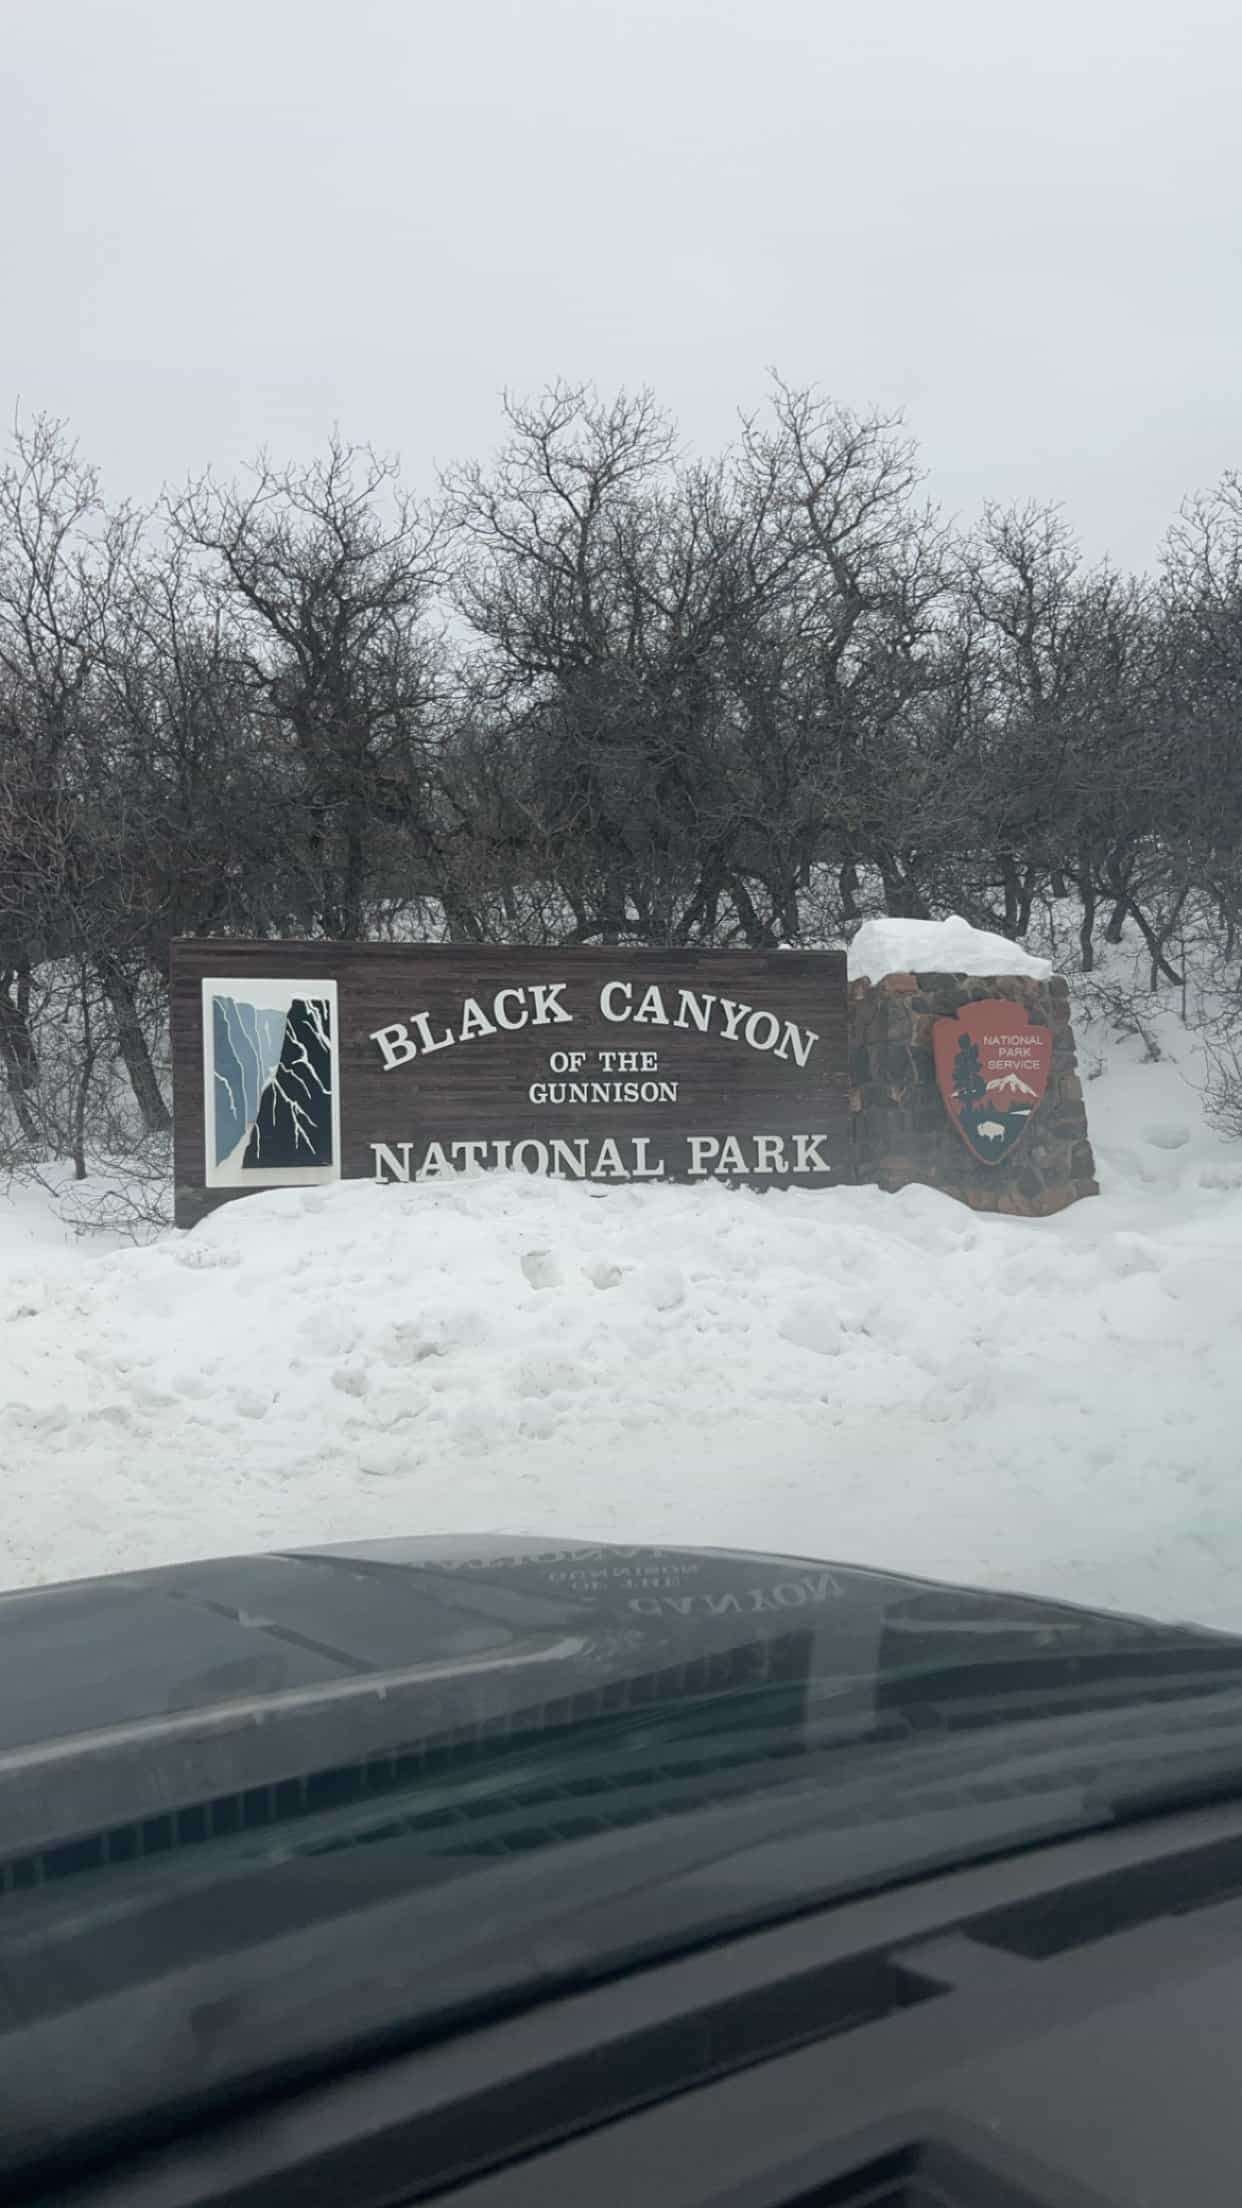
849 967 1097 1216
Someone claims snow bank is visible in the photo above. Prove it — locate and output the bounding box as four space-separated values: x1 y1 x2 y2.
0 1173 132 1286
4 1026 1242 1631
849 914 1053 983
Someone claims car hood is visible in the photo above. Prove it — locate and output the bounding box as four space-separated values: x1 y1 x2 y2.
1 1533 1235 1759
6 1546 1242 2199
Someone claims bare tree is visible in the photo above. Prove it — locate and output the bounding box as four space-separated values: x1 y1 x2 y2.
169 437 446 940
731 381 947 930
443 379 920 946
0 414 154 1119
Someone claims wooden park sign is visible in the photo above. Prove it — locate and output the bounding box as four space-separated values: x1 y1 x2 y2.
170 942 850 1227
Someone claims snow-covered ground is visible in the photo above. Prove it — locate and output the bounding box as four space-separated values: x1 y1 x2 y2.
4 931 1242 1629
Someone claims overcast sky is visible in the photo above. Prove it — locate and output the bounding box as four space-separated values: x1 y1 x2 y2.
4 0 1238 569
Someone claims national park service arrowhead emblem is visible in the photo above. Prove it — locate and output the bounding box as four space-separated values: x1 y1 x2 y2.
932 1000 1052 1166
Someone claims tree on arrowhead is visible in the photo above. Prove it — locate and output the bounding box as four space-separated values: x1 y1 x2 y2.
952 1031 987 1109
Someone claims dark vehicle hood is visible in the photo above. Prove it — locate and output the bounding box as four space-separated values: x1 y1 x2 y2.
1 1534 1235 1762
6 1538 1242 2190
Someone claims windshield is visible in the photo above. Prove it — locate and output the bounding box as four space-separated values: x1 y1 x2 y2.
3 0 1242 2190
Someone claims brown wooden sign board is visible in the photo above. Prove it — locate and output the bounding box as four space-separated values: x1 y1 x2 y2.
170 941 850 1227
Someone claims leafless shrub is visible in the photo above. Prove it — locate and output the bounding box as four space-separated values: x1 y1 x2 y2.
1200 1025 1242 1142
0 958 172 1239
1072 975 1165 1062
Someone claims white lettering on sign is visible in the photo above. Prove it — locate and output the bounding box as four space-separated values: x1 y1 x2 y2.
370 1024 417 1072
371 979 819 1069
454 1140 491 1171
674 989 713 1033
370 982 573 1067
549 1138 588 1176
633 983 671 1026
686 1133 832 1177
371 1141 414 1180
370 1135 830 1184
409 1011 454 1055
753 1134 787 1174
527 1080 679 1105
530 983 573 1026
457 996 497 1041
774 1021 817 1067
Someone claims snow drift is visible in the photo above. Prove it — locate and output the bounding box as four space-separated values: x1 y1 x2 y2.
848 915 1054 984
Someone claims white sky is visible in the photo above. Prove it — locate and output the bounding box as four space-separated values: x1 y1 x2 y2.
4 0 1238 569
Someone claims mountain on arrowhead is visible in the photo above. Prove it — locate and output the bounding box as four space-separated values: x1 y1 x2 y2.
985 1072 1037 1097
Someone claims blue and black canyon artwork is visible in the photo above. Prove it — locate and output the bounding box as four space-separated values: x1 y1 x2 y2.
211 992 334 1170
